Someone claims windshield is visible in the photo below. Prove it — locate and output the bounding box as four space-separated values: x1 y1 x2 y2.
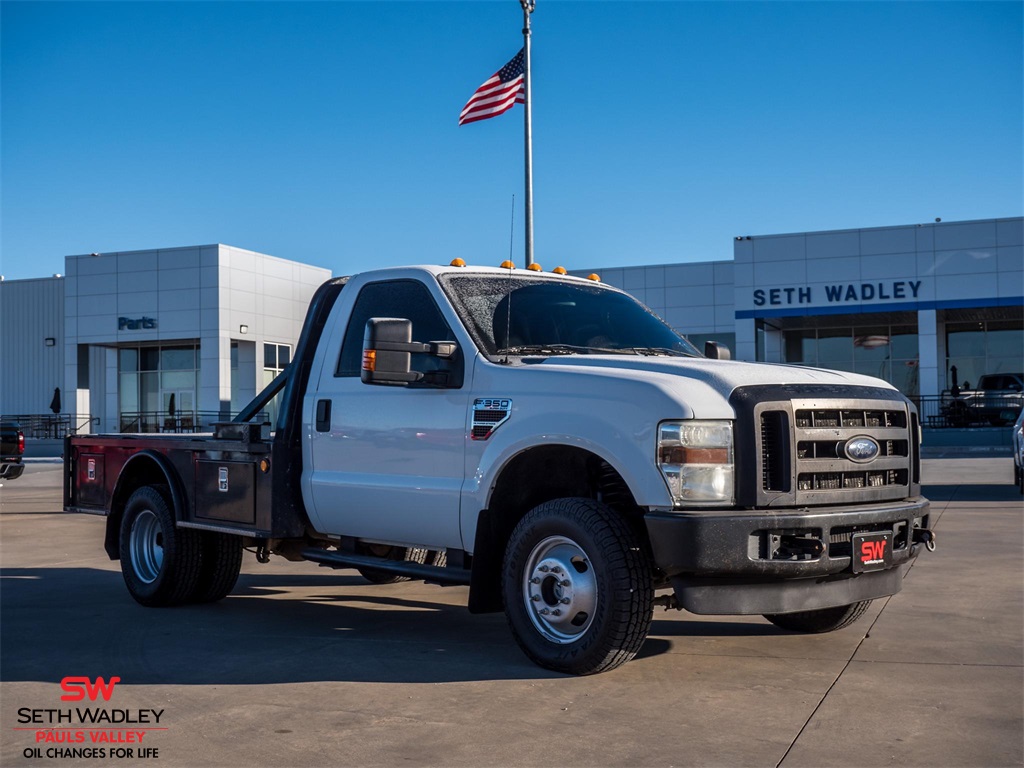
440 274 701 358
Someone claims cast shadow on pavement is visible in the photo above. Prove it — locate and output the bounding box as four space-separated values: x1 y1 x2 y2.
922 483 1021 502
0 566 716 685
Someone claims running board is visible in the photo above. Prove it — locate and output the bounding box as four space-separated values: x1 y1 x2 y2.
299 548 472 586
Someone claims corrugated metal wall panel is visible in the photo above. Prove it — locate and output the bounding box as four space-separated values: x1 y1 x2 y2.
0 278 65 415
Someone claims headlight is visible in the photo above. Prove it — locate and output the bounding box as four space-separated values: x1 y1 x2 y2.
657 420 735 506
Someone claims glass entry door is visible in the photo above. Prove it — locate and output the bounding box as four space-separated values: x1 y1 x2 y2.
161 389 195 431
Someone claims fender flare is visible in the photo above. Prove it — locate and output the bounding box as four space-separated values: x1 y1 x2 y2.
467 443 642 614
104 450 188 560
481 441 638 512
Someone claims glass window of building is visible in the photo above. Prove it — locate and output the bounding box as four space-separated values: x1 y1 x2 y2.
262 342 292 427
945 314 1024 391
118 344 198 432
779 321 920 396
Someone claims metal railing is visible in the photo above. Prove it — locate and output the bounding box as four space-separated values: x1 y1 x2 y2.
913 395 1023 429
1 412 269 436
0 414 98 438
118 411 269 434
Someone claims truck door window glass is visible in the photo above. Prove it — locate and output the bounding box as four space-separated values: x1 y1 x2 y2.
336 280 459 380
441 275 699 357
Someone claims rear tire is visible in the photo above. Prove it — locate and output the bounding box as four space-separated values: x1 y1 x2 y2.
763 600 872 633
191 532 243 603
119 485 201 607
502 498 654 675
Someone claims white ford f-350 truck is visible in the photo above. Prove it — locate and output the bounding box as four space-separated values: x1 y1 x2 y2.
65 264 934 674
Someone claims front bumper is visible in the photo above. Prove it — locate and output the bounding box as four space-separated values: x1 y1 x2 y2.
645 497 930 615
1 462 24 480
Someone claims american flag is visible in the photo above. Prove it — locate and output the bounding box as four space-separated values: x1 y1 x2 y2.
458 49 526 126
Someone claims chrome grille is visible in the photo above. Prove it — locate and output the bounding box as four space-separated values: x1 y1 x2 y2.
794 408 906 429
755 398 914 506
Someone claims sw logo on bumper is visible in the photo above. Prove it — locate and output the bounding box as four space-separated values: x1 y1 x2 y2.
852 532 893 573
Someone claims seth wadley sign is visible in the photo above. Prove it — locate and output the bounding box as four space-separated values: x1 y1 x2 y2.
752 280 923 307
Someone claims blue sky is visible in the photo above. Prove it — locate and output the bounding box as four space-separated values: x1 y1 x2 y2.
2 1 1021 281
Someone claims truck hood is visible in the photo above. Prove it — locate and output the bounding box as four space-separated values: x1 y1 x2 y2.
530 355 897 406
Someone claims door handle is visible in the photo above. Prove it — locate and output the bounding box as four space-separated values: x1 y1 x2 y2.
315 399 332 432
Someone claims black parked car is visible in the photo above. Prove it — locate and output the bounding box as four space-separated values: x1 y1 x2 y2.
1 423 25 481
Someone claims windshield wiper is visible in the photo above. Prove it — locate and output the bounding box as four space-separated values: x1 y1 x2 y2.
495 344 697 358
496 344 693 357
628 347 697 357
495 344 585 356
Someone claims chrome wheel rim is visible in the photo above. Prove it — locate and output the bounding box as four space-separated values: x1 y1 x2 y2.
129 509 164 584
522 535 597 644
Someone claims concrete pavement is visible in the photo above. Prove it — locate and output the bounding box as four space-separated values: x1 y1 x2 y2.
1 459 1021 767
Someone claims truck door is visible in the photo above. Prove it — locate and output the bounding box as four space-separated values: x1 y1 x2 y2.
307 279 468 549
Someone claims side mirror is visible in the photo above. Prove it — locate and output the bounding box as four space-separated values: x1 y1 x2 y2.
704 341 731 361
361 318 456 387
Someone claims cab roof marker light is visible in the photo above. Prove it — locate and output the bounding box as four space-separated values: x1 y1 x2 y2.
587 273 601 282
552 266 568 275
450 258 467 267
500 260 516 269
527 263 543 271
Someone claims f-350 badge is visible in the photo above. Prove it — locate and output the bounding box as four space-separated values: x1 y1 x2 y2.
471 398 512 441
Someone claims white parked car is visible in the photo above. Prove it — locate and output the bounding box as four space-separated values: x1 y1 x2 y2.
1013 408 1024 495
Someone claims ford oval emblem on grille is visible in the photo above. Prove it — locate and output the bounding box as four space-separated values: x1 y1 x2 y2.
844 436 880 463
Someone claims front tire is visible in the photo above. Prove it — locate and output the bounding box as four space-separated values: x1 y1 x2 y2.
502 498 653 675
119 485 201 607
763 600 872 633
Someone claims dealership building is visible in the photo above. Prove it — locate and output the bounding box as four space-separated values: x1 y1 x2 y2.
0 245 330 433
0 216 1021 433
576 216 1023 401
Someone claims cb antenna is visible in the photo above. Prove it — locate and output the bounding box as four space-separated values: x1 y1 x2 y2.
508 194 516 263
502 194 516 365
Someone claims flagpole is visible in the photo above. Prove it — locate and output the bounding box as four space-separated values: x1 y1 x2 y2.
521 0 535 267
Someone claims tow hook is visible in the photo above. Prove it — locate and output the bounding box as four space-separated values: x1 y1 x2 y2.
912 528 937 553
256 543 271 563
